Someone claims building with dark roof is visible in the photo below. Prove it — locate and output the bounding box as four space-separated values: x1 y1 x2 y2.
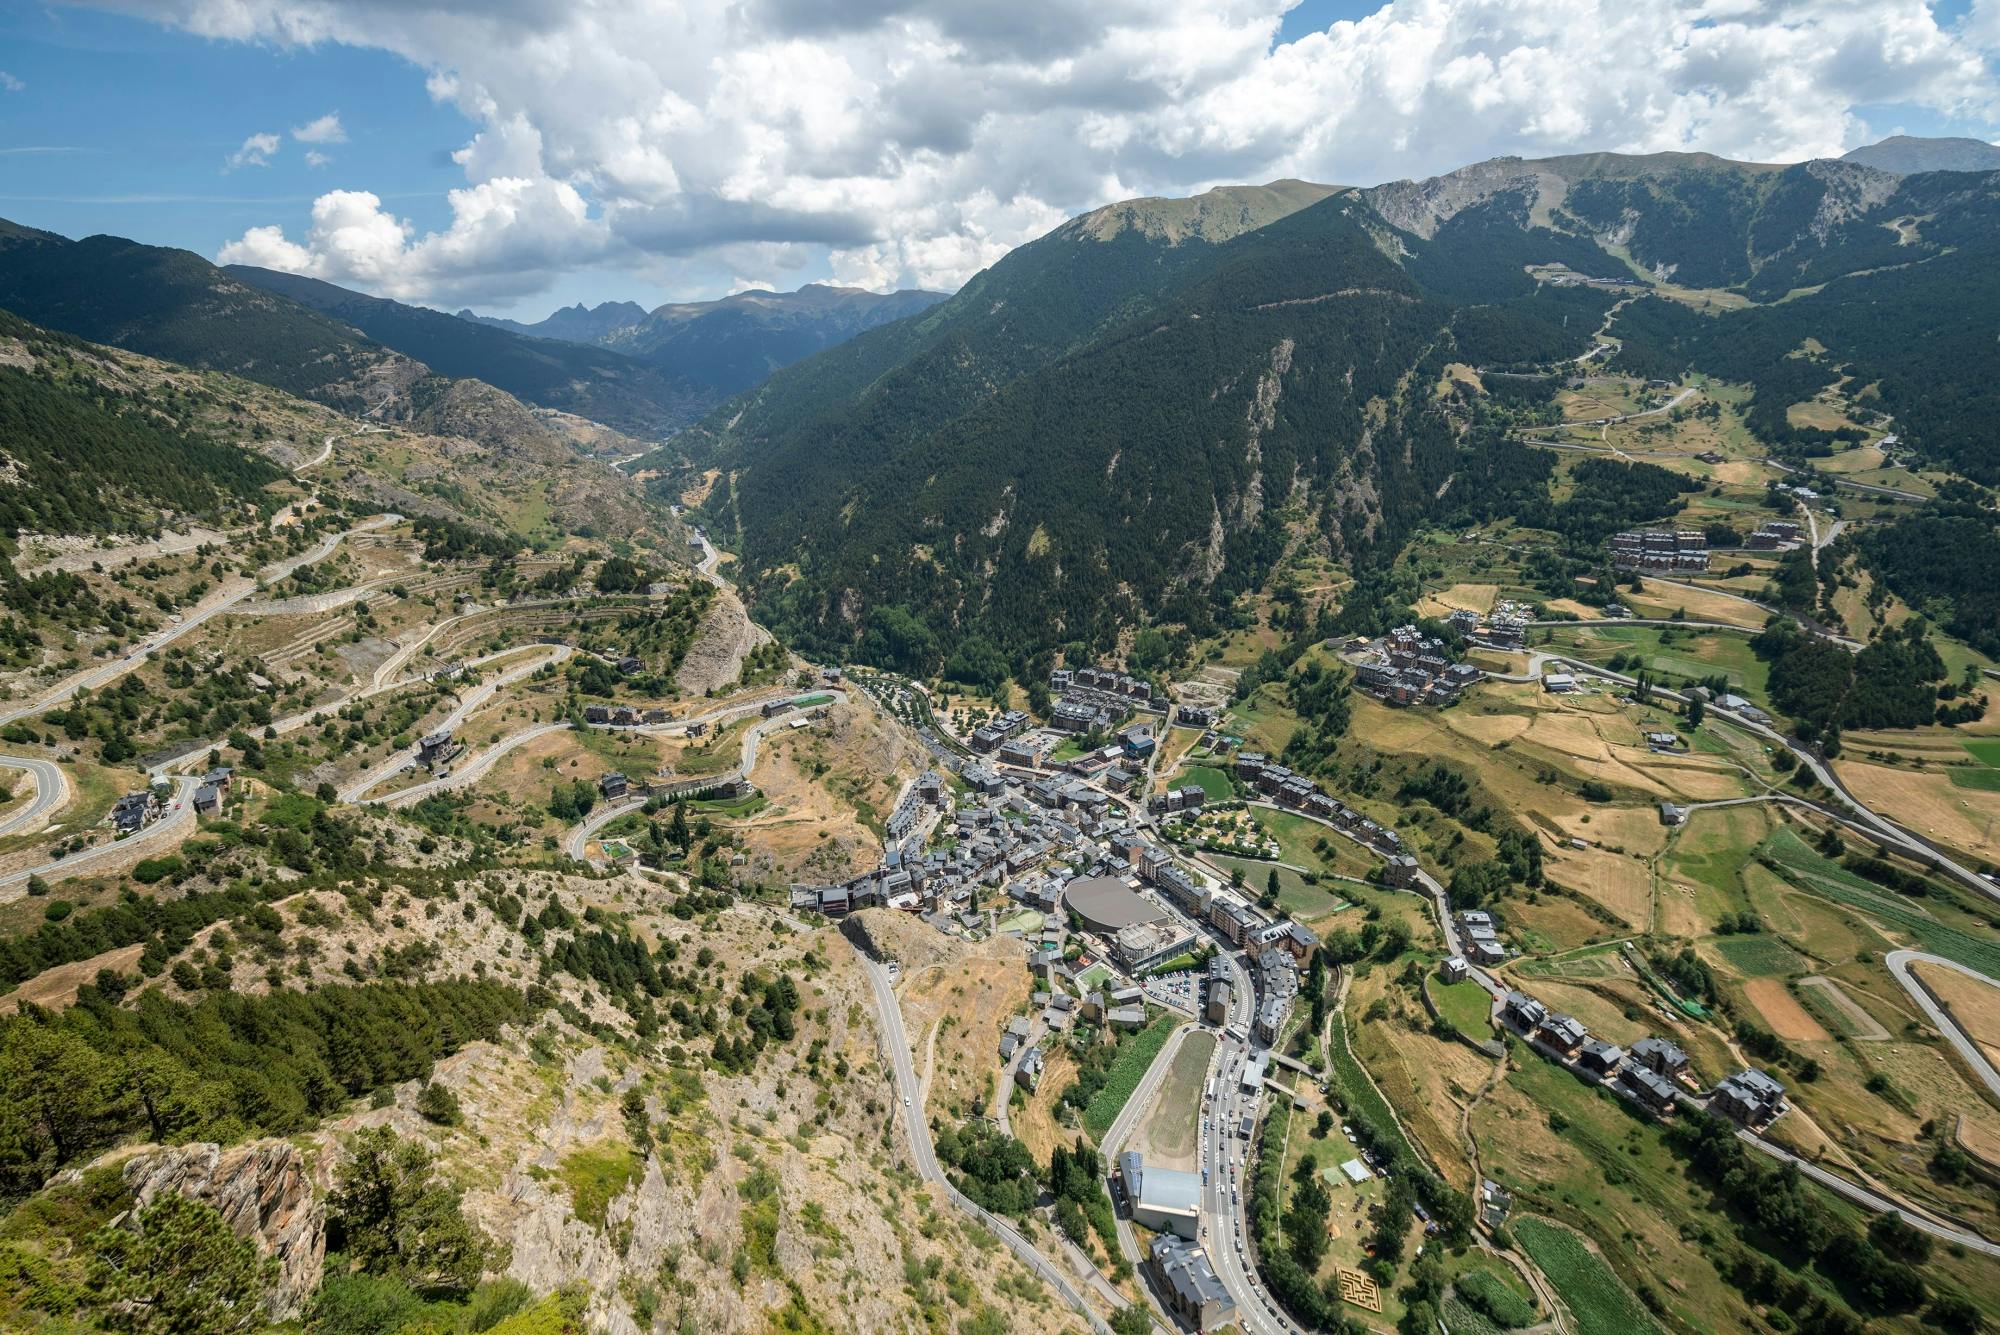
1631 1036 1689 1078
1712 1068 1787 1127
1149 1234 1236 1332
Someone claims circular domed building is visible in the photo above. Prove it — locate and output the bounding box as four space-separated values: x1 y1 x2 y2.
1063 875 1164 933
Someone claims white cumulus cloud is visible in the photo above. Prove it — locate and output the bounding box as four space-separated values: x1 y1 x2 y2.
224 130 281 170
0 71 24 93
292 111 346 143
217 178 611 305
100 0 2000 305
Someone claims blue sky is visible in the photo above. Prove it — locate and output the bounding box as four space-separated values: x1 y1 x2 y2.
2 1 1997 317
0 6 464 254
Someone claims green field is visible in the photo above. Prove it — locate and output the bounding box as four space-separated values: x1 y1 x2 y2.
1959 739 2000 768
1182 765 1236 802
1708 934 1807 978
1433 977 1495 1036
997 909 1044 935
1947 766 2000 792
1514 1218 1666 1335
1552 625 1770 702
1074 962 1113 991
1762 829 2000 979
1083 1016 1180 1139
1325 1012 1414 1162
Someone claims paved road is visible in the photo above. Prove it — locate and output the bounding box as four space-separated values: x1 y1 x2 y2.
1736 1130 2000 1258
0 754 68 839
1885 951 2000 1102
562 701 836 860
0 775 197 898
853 947 1116 1334
564 796 651 861
0 514 400 731
343 646 571 803
691 530 724 589
1770 456 1926 503
382 721 575 809
1490 650 1999 906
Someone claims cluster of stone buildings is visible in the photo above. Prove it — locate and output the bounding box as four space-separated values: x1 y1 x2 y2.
795 768 1107 919
1499 991 1783 1126
1455 601 1532 652
1049 664 1156 734
191 765 234 817
1353 623 1484 707
1744 519 1802 550
111 787 166 835
1610 528 1709 573
1231 753 1407 860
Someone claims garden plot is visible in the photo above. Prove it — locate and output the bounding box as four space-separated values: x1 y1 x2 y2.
1798 975 1890 1040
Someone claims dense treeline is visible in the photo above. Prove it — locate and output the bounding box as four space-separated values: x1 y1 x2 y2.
1668 1110 1971 1328
0 883 280 991
708 199 1468 668
933 1119 1039 1217
1560 168 1773 289
0 353 279 537
0 978 528 1193
1403 192 1629 304
1861 496 2000 658
1517 456 1699 545
1755 620 1948 741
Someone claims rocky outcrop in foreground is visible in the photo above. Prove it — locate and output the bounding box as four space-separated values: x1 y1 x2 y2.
120 1140 326 1318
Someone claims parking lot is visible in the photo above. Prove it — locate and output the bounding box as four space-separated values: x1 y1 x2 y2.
1143 967 1200 1012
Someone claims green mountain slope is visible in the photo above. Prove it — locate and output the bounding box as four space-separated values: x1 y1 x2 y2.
679 151 2000 667
0 226 387 405
227 265 703 436
1608 169 2000 481
0 310 283 540
702 189 1617 663
674 181 1343 474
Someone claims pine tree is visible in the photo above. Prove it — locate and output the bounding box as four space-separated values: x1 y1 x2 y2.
88 1193 273 1334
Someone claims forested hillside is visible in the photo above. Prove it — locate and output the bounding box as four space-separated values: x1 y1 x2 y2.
675 150 2000 673
671 183 1343 480
0 312 282 539
0 226 387 405
697 189 1628 668
228 266 704 435
1607 170 2000 480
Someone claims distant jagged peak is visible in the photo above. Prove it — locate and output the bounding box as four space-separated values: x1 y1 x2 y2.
1061 179 1344 246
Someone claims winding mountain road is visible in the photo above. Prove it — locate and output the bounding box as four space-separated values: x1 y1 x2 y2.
1885 951 2000 1102
0 755 69 839
381 721 576 809
342 645 571 803
0 513 401 732
0 775 198 899
853 947 1117 1334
